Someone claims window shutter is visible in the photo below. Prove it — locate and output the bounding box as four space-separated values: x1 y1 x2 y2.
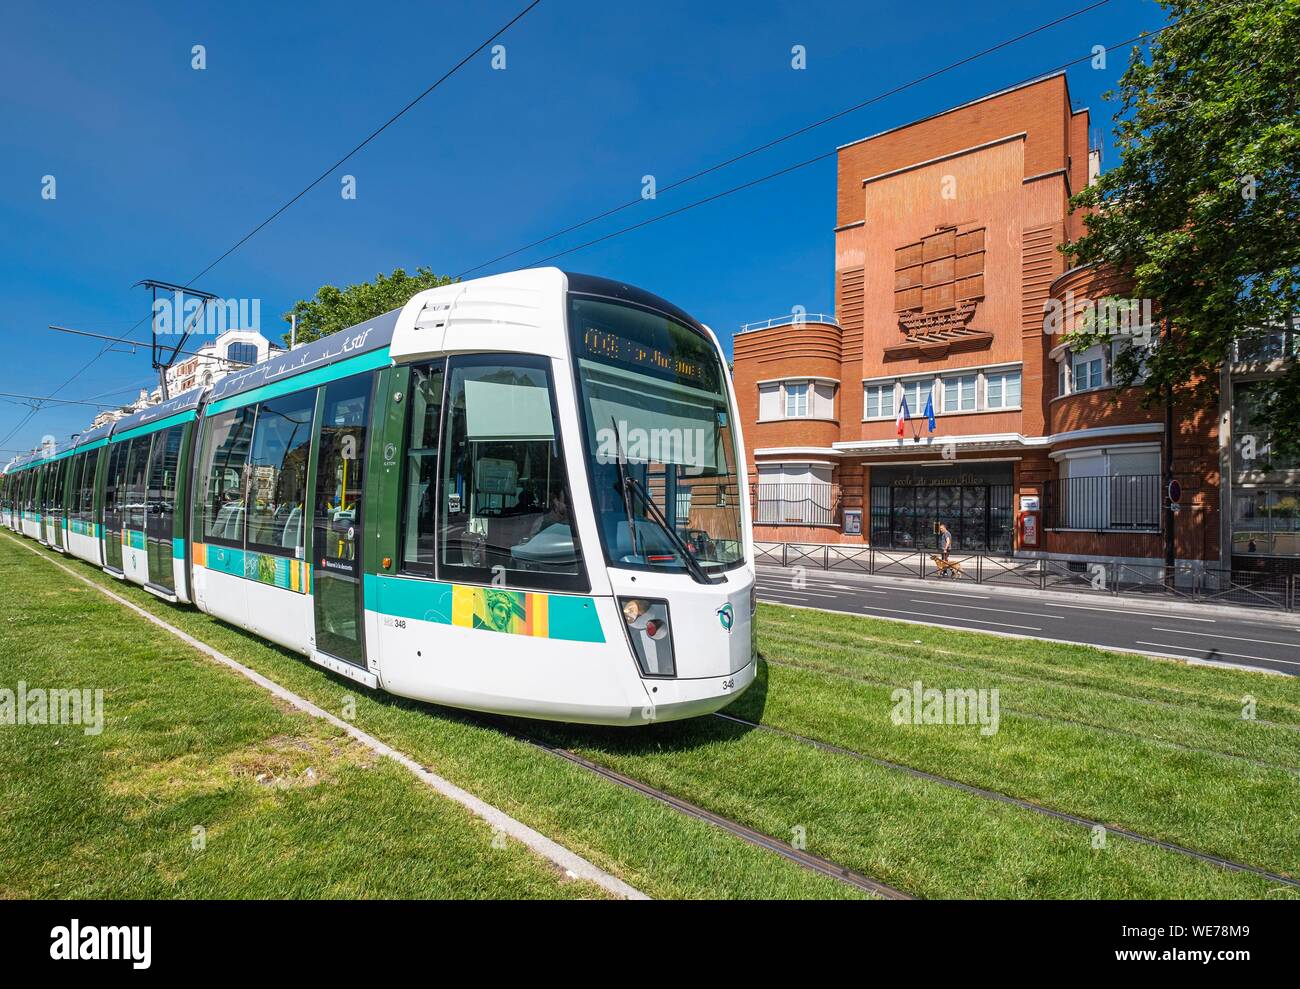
813 382 835 418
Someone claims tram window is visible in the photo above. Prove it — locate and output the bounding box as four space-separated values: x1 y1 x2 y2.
146 426 183 518
123 437 152 534
401 363 445 572
245 393 314 555
51 460 66 515
64 455 81 521
438 357 586 592
80 448 101 518
103 444 124 519
197 407 255 547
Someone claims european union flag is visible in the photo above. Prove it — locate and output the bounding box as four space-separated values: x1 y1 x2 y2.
923 392 936 432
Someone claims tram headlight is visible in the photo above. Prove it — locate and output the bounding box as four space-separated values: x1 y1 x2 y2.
618 597 675 678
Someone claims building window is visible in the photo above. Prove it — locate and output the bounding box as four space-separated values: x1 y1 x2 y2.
864 366 1022 420
755 464 834 525
785 382 809 418
864 382 893 420
1232 488 1300 557
227 342 258 366
986 369 1022 409
759 379 836 421
1050 448 1160 530
942 373 976 412
1070 345 1106 392
1233 324 1299 364
1232 380 1300 473
899 378 933 417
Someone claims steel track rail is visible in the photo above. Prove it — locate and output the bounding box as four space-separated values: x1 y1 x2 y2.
503 725 913 900
715 712 1300 890
760 653 1300 776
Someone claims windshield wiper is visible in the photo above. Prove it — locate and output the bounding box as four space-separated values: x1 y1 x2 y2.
610 417 641 559
619 473 713 585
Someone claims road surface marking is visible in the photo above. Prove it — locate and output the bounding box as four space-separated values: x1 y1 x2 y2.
1135 641 1300 669
856 604 1041 631
910 599 1064 620
907 589 992 600
1049 601 1217 622
1149 626 1300 650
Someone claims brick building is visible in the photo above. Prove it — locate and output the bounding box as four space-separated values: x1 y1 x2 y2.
733 73 1298 575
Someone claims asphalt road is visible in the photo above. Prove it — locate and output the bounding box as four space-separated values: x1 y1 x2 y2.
755 564 1300 677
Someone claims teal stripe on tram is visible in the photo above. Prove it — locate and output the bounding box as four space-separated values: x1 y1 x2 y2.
363 574 606 644
75 437 109 454
202 544 246 578
206 347 392 416
112 410 196 444
172 537 186 559
548 595 607 643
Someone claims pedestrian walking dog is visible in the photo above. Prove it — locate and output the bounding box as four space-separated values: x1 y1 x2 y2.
930 554 964 579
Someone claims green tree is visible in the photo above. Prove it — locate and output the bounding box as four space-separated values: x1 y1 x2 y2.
282 267 456 346
1064 0 1299 456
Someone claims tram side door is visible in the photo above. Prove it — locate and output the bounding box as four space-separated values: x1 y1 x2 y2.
311 374 371 668
145 426 182 592
50 461 65 551
102 442 128 572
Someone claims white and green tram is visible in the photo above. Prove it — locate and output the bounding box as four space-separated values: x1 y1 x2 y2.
1 269 756 724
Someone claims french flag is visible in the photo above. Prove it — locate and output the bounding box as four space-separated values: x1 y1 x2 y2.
896 395 910 438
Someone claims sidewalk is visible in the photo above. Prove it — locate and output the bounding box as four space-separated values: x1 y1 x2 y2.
755 559 1300 629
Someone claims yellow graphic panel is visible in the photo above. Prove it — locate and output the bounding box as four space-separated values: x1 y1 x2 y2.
451 585 549 637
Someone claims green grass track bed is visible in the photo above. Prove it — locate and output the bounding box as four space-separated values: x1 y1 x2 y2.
5 534 1299 899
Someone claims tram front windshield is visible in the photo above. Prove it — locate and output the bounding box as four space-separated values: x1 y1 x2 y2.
569 295 745 575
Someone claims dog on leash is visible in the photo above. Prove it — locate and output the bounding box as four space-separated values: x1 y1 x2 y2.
930 554 963 579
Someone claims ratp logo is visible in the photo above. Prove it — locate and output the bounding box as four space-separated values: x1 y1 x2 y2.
716 603 734 633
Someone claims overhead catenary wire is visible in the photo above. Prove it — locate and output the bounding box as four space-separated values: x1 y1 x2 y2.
9 0 1249 451
504 9 1234 272
455 0 1116 278
3 0 545 450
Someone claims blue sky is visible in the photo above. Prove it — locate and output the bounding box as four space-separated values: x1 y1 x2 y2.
0 0 1166 454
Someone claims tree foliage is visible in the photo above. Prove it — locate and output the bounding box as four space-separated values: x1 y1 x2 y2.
1065 0 1299 456
282 267 456 346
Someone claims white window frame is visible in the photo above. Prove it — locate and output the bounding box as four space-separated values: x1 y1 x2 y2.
985 369 1022 410
784 382 809 418
897 377 934 418
1070 344 1107 393
1054 445 1161 531
754 462 834 525
863 381 894 421
941 373 977 413
862 365 1023 420
1109 336 1152 385
759 378 837 422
